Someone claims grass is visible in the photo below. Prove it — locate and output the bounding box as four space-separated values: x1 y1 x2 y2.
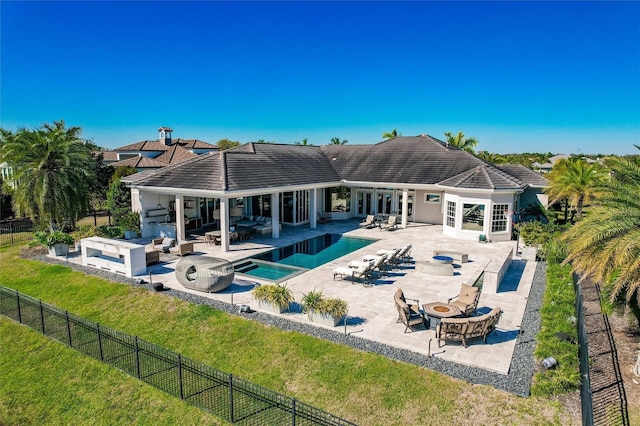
0 244 578 425
530 262 581 396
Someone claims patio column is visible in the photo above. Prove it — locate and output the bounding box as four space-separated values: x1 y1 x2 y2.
175 194 185 242
271 192 280 239
309 188 317 228
401 188 408 228
219 197 230 252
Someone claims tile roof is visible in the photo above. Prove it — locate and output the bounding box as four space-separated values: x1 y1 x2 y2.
110 156 167 169
321 135 494 185
116 138 217 152
125 135 541 194
438 165 524 190
496 164 548 187
154 145 198 164
124 144 342 192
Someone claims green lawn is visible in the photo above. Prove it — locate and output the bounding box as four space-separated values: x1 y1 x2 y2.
0 244 577 425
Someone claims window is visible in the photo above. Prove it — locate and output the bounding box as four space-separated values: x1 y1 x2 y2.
425 193 441 203
491 204 509 232
446 201 456 227
325 186 351 212
462 203 485 231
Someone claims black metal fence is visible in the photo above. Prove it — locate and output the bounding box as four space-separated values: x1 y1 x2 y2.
0 219 34 246
575 274 630 426
575 279 594 426
0 286 356 426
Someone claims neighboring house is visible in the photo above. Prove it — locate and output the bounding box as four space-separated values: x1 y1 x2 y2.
98 127 218 171
0 162 15 188
532 153 601 174
123 135 548 251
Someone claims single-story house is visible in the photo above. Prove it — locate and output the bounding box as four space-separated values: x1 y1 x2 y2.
122 134 548 252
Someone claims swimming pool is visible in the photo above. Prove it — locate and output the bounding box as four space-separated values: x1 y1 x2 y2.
233 233 377 282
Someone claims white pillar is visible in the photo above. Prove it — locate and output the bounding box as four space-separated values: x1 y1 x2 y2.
220 197 230 252
401 189 409 228
175 194 185 242
271 192 280 239
310 188 317 228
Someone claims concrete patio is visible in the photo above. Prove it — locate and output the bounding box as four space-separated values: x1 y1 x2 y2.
68 219 535 376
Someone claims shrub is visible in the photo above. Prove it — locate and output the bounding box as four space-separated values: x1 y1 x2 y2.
32 230 74 248
252 283 294 311
301 289 348 319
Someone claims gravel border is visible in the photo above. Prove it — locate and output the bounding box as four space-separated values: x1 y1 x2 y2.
28 253 546 397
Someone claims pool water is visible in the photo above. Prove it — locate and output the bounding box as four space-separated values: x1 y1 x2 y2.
233 233 376 282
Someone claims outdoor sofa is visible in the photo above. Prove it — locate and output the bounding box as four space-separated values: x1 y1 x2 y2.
436 306 502 347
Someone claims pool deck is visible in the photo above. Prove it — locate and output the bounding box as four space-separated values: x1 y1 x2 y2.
67 220 534 376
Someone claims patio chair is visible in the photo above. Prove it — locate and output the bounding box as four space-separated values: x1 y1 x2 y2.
152 237 176 253
379 215 398 231
447 283 480 316
358 215 376 228
399 305 428 333
333 261 374 286
393 288 421 324
169 241 194 256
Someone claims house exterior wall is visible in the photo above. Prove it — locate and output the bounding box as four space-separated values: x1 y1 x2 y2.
414 190 444 224
442 191 516 242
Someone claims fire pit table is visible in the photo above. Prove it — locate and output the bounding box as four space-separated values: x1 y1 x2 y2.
422 302 463 330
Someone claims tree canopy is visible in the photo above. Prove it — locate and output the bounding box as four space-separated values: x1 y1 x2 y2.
382 129 401 139
329 137 348 145
563 148 640 311
443 131 478 154
216 138 240 151
0 120 96 230
545 158 606 219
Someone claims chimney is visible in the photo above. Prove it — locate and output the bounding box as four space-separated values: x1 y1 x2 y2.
158 127 173 146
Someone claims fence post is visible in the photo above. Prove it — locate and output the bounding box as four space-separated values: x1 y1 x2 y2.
229 373 234 423
10 222 14 245
97 323 104 362
135 336 141 379
291 398 296 426
39 300 45 334
178 354 184 399
66 311 72 347
15 290 21 323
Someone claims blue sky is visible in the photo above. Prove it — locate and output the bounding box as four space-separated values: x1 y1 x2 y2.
2 1 639 155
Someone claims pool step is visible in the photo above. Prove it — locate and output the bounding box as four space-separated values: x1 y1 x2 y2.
235 262 259 273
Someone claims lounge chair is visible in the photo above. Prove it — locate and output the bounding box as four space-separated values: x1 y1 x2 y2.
152 237 176 253
358 215 376 228
394 289 426 332
169 241 194 256
447 283 481 316
333 261 374 286
379 215 398 231
353 254 388 277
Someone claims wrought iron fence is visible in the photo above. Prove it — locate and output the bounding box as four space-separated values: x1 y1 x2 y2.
0 219 34 246
0 286 356 426
575 278 594 426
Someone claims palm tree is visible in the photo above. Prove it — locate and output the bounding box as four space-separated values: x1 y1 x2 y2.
330 137 348 145
443 131 478 154
295 138 311 146
382 129 401 139
562 149 640 313
0 120 95 230
545 158 606 220
477 150 506 164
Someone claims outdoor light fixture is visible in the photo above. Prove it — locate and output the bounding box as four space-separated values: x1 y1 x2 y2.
542 356 558 369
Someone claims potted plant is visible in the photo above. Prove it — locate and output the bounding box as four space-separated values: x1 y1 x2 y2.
252 283 294 314
33 230 75 256
71 225 96 251
119 211 141 240
302 289 348 327
301 289 324 320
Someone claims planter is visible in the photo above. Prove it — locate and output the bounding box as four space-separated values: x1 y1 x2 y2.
48 243 69 257
309 311 344 327
124 230 139 240
257 300 289 314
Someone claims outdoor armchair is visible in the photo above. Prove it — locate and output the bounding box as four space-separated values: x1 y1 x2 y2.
379 215 398 231
448 283 480 316
393 288 421 324
152 237 176 253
